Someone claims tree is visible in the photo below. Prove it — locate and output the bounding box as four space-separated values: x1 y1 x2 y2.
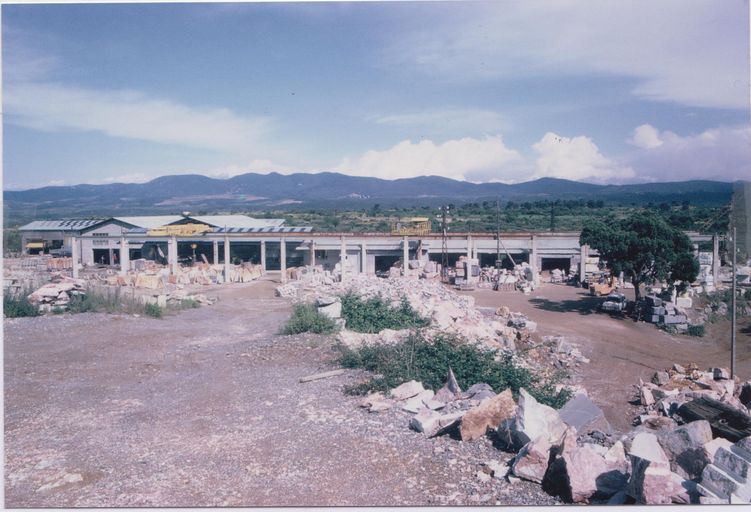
580 212 699 301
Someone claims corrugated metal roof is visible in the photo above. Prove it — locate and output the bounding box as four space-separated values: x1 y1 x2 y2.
113 216 184 229
18 219 106 231
214 226 313 234
187 215 286 228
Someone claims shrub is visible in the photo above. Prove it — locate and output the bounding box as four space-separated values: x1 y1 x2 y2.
3 292 39 318
281 303 338 335
340 293 429 333
338 333 572 409
144 303 163 318
687 324 705 337
178 299 200 309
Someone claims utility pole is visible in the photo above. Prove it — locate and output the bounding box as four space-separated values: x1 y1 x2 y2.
496 199 501 268
440 205 450 282
731 226 737 377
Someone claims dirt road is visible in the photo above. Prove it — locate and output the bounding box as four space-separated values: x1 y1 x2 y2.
4 278 555 507
466 283 751 432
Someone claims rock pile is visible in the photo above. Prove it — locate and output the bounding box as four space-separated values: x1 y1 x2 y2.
27 275 86 312
110 262 263 289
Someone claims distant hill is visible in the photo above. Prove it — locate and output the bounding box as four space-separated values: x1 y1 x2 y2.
3 172 735 226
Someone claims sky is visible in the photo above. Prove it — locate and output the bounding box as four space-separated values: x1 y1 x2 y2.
2 0 750 190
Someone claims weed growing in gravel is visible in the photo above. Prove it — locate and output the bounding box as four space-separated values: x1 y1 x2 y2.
340 293 429 333
144 303 163 318
3 290 39 318
281 303 339 335
338 333 572 408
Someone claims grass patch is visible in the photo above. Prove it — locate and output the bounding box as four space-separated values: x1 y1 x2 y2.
3 290 40 318
687 324 705 337
178 298 200 309
144 303 163 318
338 333 572 409
281 303 339 335
340 293 430 333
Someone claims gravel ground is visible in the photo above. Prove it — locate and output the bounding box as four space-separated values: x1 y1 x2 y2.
4 277 559 507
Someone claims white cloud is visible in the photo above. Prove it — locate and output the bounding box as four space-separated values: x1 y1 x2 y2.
335 136 523 181
369 108 508 134
629 124 664 149
4 83 272 153
384 0 748 109
203 159 294 179
532 132 635 183
99 173 153 184
626 124 751 182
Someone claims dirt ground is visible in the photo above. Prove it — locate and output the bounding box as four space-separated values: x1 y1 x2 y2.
465 283 751 432
5 276 749 507
4 277 557 507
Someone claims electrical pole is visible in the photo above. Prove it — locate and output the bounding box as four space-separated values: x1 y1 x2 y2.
496 199 501 267
440 205 449 282
731 226 737 378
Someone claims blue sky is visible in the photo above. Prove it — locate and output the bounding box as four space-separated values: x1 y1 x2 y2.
3 1 750 190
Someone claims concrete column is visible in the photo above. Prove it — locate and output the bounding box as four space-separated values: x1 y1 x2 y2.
579 244 589 285
403 235 409 277
108 248 115 266
693 243 700 257
340 236 347 282
213 240 219 265
119 236 130 276
310 240 316 267
360 241 367 274
71 236 79 278
280 237 287 283
530 235 539 285
467 235 472 260
260 240 267 273
168 236 179 275
224 235 231 284
712 234 720 284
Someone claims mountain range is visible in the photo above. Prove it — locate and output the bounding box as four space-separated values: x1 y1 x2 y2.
3 172 735 226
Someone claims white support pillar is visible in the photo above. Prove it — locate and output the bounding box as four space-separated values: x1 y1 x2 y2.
71 236 79 279
260 240 267 273
167 236 178 275
108 248 115 266
712 234 720 284
530 235 539 285
360 241 367 274
213 240 219 265
310 240 316 267
224 235 231 284
466 235 472 260
280 237 287 283
119 236 130 277
340 236 347 282
579 244 589 285
403 235 409 277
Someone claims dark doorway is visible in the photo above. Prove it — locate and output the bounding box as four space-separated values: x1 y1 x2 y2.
541 257 572 271
375 255 401 272
93 249 111 265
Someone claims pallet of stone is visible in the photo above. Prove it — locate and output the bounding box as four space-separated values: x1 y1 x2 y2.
646 295 663 307
677 397 751 442
662 314 688 325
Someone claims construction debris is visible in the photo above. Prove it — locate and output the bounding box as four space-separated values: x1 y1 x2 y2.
26 275 86 312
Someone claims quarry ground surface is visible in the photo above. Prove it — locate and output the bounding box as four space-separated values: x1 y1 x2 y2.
4 276 749 507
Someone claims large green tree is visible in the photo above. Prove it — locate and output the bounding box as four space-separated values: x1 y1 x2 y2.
580 212 699 301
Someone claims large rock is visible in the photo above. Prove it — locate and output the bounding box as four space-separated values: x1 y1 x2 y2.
543 428 628 502
500 388 567 450
389 380 425 401
460 388 515 441
657 420 713 479
512 436 553 483
627 432 676 504
558 393 612 435
400 390 435 413
410 410 464 437
317 300 342 319
434 367 462 403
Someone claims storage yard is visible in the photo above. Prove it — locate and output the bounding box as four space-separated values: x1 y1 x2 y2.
4 250 751 505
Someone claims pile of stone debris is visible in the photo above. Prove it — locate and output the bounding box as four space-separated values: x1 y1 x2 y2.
94 261 263 290
358 364 751 504
26 274 86 312
280 273 532 351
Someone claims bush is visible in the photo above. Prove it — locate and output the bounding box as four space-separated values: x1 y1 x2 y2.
340 293 429 333
687 324 705 337
3 292 39 318
338 333 572 409
178 299 200 309
281 303 338 335
144 303 163 318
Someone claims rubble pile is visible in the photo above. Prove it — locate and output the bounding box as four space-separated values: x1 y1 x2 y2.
279 273 530 350
353 360 751 505
26 274 86 312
